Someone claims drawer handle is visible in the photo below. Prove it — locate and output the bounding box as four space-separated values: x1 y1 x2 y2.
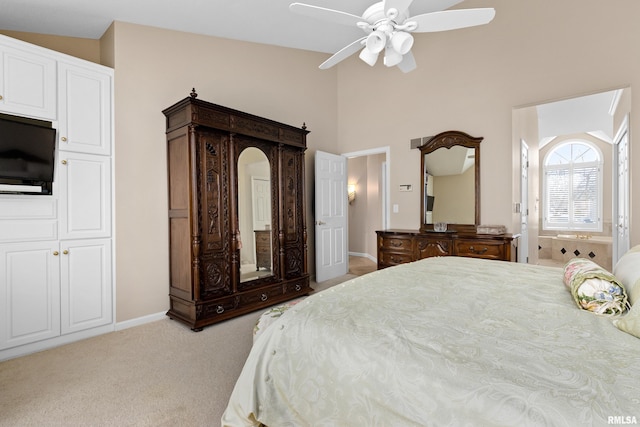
216 305 224 314
295 284 301 291
390 240 403 247
469 246 488 254
260 293 268 302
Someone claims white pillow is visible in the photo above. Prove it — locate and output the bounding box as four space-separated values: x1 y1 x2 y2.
613 247 640 306
614 300 640 339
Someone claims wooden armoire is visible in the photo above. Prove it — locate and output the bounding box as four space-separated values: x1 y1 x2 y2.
163 90 311 330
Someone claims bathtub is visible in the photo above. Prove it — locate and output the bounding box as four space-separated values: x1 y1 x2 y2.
539 234 612 270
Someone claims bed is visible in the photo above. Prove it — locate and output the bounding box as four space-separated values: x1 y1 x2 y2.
222 253 640 426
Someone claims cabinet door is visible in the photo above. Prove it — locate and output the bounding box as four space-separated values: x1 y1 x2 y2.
58 152 111 239
60 239 112 334
0 242 60 350
57 61 112 155
0 44 56 120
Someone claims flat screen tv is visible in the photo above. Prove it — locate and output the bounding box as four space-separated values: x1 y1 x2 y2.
0 116 57 195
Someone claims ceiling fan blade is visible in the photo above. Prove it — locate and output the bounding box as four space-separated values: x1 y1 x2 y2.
383 0 414 16
396 51 417 73
319 37 367 69
408 8 496 33
289 3 364 27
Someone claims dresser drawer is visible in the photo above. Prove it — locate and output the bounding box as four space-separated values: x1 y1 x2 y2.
378 235 413 253
455 239 506 260
379 251 414 267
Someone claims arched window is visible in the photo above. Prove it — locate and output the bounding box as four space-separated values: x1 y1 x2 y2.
543 140 602 231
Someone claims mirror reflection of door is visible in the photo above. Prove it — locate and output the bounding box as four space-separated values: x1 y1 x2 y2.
238 147 272 282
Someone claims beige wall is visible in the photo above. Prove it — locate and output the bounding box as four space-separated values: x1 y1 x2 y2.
0 29 101 63
3 0 640 323
335 0 640 245
108 22 338 321
348 154 384 259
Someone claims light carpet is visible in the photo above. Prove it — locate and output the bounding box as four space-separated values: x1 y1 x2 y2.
0 267 373 426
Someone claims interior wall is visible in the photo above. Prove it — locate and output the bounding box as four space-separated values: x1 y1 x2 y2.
0 29 101 63
334 0 640 250
348 157 368 255
109 22 339 322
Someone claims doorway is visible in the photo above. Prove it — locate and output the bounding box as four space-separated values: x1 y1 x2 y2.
342 147 390 273
513 87 631 268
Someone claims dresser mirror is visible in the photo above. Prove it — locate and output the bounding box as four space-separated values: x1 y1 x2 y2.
419 130 482 233
238 147 273 282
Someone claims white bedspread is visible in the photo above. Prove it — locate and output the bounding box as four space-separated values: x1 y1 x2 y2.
222 257 640 426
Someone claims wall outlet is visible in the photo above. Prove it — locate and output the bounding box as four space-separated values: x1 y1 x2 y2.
393 204 399 213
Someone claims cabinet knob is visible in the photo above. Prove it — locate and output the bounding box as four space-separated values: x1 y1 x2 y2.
61 160 67 165
63 250 69 255
53 251 59 256
61 137 67 142
0 95 3 100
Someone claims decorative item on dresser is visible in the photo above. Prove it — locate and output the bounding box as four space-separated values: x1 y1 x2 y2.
162 89 311 331
376 130 518 269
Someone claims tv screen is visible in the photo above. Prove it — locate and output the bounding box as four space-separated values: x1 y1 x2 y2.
426 195 435 211
0 117 57 194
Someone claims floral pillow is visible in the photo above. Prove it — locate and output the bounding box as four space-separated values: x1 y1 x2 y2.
563 258 629 316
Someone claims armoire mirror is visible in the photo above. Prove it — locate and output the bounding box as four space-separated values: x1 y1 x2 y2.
238 147 273 282
419 130 482 233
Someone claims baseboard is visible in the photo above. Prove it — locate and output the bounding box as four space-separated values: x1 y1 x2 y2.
115 311 167 331
0 323 115 362
349 251 377 263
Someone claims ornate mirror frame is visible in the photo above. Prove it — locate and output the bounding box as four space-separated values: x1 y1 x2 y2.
419 130 482 233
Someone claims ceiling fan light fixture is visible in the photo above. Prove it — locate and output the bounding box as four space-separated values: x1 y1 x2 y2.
390 31 414 55
383 46 403 67
365 31 387 54
359 47 380 66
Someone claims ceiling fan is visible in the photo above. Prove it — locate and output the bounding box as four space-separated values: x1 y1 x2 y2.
289 0 495 73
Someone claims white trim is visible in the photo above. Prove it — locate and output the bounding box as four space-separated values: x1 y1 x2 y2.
0 324 114 361
348 251 377 263
115 311 167 331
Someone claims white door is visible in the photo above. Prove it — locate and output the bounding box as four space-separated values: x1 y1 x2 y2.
519 140 529 263
0 242 60 350
251 176 271 231
613 118 630 264
315 151 348 282
60 239 112 334
58 152 111 239
0 42 56 119
57 61 112 155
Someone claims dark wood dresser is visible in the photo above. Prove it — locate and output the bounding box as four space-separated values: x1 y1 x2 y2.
376 229 519 269
254 230 271 271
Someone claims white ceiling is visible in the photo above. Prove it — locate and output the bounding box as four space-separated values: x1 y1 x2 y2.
0 0 464 54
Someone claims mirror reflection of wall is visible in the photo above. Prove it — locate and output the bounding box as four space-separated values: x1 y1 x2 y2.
238 147 272 282
423 145 475 224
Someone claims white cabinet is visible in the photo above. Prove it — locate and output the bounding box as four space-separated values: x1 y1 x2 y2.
0 39 56 120
58 152 111 240
0 35 114 359
61 239 112 334
57 61 112 155
0 242 61 350
0 239 111 350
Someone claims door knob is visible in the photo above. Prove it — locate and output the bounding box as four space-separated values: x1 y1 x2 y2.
316 220 326 225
